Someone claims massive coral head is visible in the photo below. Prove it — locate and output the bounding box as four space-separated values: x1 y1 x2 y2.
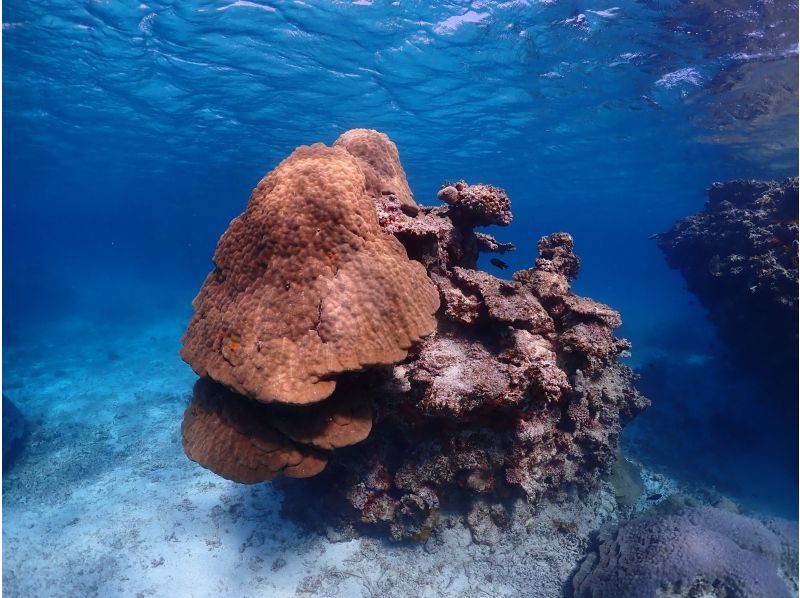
181 139 439 407
333 128 419 215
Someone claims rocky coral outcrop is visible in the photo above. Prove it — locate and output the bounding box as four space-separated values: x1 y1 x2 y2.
573 506 799 598
181 129 648 538
295 201 645 539
437 180 513 227
656 178 798 386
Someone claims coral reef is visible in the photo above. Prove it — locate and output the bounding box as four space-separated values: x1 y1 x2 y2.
437 180 513 226
3 394 26 469
573 506 799 598
181 129 648 537
656 177 798 386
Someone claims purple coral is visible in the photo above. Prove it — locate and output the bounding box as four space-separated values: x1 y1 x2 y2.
573 506 799 598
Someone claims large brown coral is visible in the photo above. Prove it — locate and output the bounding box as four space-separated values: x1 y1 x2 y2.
181 141 439 406
182 377 373 483
334 128 419 215
182 378 330 483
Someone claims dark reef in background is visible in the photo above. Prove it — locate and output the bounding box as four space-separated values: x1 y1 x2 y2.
3 394 27 470
656 177 799 396
628 353 798 516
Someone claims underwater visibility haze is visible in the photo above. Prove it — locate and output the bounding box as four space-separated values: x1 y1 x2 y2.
3 0 799 596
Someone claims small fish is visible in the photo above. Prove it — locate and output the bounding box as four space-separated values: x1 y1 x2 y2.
490 258 508 270
647 493 663 501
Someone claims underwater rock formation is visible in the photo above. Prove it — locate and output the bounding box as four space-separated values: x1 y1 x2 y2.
2 394 26 469
656 177 799 386
573 506 799 597
181 129 648 537
437 180 512 226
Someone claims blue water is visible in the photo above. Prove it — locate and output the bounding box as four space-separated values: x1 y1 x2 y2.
4 0 798 539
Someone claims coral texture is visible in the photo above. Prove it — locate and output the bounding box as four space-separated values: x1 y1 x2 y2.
181 142 439 406
295 188 646 539
333 128 419 215
182 378 330 482
437 180 513 226
182 377 375 482
181 130 648 537
573 506 799 598
656 178 798 383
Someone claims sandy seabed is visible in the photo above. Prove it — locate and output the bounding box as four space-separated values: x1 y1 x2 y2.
3 314 686 597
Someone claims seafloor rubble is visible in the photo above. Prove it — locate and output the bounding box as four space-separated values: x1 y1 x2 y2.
180 128 648 539
656 177 799 387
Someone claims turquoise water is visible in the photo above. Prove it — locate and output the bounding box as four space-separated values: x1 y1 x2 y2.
3 0 798 592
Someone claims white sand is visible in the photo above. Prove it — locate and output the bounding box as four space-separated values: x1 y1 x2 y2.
3 314 631 597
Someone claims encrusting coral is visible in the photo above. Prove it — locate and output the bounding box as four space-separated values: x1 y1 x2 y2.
573 506 799 597
437 180 513 226
180 129 648 538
